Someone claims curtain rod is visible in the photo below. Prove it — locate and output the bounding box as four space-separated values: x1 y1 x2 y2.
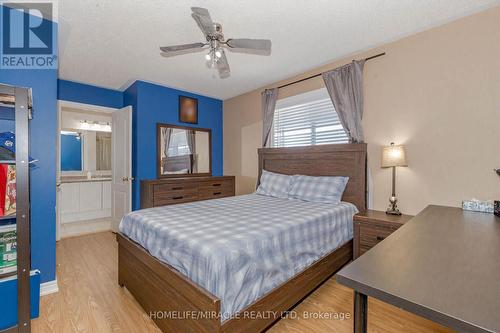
274 52 386 90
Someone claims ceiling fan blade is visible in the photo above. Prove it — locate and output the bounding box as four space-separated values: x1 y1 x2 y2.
160 42 206 53
217 50 230 78
191 7 215 36
226 39 271 51
191 7 210 16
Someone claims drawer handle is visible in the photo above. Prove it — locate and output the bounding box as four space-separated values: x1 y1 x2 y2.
376 236 386 241
212 183 222 187
172 187 183 190
213 192 222 195
173 196 184 200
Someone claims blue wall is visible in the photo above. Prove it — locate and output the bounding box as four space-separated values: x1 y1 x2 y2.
0 107 15 132
58 79 123 109
60 134 82 171
0 70 58 284
1 63 222 287
124 81 223 210
58 79 224 210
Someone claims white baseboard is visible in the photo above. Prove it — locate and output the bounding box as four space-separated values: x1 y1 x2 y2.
61 209 111 224
40 279 59 296
59 218 112 239
111 218 121 232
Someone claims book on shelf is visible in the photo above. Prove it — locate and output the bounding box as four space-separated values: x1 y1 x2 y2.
0 164 16 217
0 224 16 276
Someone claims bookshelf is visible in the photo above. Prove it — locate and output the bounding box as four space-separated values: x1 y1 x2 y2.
0 83 33 333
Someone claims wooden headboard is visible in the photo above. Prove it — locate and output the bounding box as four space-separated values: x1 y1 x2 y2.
163 154 194 173
258 143 367 211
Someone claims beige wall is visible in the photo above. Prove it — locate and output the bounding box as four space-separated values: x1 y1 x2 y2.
224 7 500 215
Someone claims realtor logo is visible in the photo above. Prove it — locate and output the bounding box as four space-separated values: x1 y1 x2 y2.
1 1 58 69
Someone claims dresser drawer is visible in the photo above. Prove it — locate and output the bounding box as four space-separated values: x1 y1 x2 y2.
353 210 412 259
153 192 198 206
141 176 235 208
198 188 233 200
153 183 197 195
198 179 233 191
358 225 395 255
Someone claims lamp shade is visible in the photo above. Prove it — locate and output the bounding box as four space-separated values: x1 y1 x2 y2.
382 143 407 167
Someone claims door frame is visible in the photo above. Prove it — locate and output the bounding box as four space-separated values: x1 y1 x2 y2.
56 100 120 241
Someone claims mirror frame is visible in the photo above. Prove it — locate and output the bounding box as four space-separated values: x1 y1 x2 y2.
156 123 212 178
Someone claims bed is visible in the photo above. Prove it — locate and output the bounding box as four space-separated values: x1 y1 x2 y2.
162 154 194 174
117 143 367 333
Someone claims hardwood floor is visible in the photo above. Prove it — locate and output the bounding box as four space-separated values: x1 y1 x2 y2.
32 232 454 333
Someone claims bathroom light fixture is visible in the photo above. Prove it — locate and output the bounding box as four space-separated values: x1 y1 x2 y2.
60 130 79 135
80 120 111 132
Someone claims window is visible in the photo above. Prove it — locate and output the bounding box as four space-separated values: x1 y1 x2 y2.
272 88 349 147
167 129 191 156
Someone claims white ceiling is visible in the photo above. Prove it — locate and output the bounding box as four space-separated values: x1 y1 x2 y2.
58 0 500 100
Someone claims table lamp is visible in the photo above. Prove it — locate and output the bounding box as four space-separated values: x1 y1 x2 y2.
382 142 407 215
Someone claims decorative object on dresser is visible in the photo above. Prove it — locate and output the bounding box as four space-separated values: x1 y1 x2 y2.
462 199 494 214
141 176 235 208
381 142 407 215
157 123 212 178
353 209 413 259
495 201 500 217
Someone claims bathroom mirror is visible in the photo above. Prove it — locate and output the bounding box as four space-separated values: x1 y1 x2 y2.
60 130 112 172
157 123 212 178
61 131 83 171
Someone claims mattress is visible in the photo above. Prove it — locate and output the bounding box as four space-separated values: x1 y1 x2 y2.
119 194 357 320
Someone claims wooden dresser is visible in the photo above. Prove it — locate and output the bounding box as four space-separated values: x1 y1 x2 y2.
140 176 235 209
353 210 413 259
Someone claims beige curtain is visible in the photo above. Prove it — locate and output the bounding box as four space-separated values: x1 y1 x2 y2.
322 60 365 143
186 130 196 155
261 88 279 147
96 132 111 170
162 127 173 158
186 130 197 173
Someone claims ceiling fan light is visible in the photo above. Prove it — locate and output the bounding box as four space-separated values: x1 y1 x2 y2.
208 58 217 68
215 49 222 58
205 53 211 61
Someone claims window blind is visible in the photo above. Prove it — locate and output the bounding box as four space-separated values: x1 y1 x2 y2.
272 88 348 147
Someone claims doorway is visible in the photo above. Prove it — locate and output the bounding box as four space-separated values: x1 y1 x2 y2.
56 101 132 240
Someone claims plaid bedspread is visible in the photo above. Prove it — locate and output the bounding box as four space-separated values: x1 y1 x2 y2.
119 194 356 320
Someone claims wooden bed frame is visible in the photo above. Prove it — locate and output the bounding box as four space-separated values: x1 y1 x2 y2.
117 143 367 332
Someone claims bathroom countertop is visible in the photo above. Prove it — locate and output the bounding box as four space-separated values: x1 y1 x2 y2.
60 176 112 183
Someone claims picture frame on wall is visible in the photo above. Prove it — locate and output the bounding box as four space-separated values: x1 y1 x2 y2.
179 96 198 124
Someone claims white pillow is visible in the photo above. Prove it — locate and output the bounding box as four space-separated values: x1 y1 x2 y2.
256 170 293 199
288 175 349 204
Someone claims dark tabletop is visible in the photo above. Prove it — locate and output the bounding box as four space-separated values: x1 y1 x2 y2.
337 205 500 333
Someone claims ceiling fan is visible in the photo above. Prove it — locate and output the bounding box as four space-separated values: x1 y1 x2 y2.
160 7 272 78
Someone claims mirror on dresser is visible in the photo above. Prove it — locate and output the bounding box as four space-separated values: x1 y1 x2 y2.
157 123 212 178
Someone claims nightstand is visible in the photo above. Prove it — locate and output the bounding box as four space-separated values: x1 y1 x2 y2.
353 210 413 259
